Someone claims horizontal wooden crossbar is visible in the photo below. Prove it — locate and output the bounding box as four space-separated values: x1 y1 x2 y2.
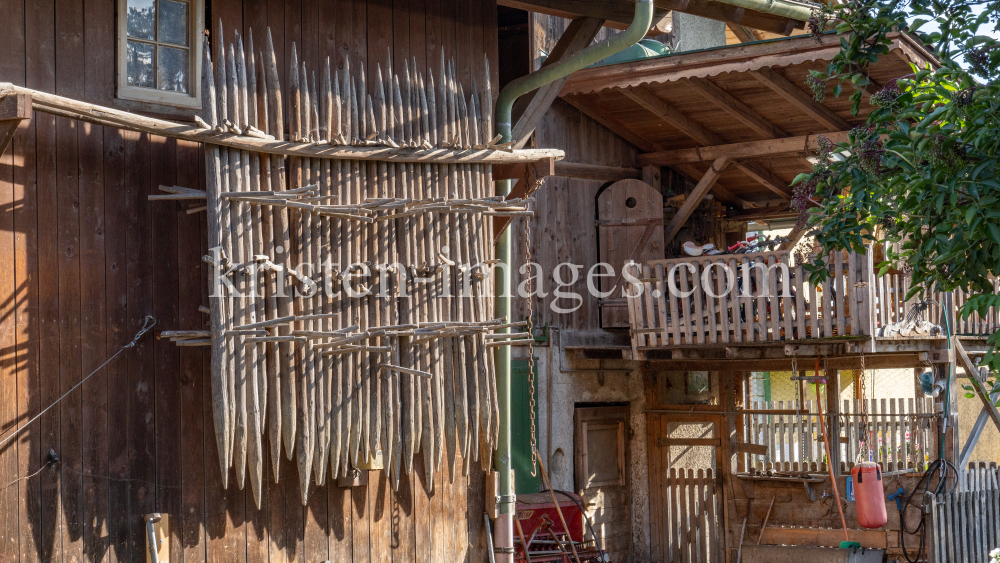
0 83 565 165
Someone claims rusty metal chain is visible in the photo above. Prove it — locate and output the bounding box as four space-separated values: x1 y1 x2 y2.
858 350 871 462
523 204 538 477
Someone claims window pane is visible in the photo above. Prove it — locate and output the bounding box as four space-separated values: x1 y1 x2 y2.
586 426 621 485
158 0 188 46
157 46 188 92
126 40 155 88
126 0 155 40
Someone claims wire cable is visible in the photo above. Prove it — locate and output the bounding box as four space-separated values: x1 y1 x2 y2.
0 316 157 452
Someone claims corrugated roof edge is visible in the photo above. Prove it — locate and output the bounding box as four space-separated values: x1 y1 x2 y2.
559 31 939 96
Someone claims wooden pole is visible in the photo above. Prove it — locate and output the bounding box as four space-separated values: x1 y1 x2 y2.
815 359 850 542
534 451 584 563
202 37 233 490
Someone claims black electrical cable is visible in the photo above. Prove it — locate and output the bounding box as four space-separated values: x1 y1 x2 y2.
540 489 608 563
897 458 956 563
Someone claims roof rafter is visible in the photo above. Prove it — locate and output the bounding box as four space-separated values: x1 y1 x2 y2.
621 86 793 200
749 66 851 131
621 86 724 146
733 161 793 200
682 76 788 139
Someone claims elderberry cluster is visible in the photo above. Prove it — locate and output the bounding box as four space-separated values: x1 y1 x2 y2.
807 74 828 103
870 81 901 112
924 135 968 173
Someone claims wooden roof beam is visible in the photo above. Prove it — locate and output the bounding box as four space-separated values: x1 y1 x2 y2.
673 163 751 208
683 76 788 140
638 131 851 165
620 86 725 146
749 67 851 132
512 17 606 149
622 86 792 201
665 157 731 244
733 161 792 200
554 161 641 182
727 22 759 42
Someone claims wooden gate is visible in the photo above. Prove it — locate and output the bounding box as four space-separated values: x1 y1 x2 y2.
931 463 1000 563
648 413 725 562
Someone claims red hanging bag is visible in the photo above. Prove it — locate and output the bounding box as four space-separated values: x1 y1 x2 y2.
852 461 888 529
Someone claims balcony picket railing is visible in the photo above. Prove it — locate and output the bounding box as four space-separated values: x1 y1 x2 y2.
626 248 871 352
626 245 1000 356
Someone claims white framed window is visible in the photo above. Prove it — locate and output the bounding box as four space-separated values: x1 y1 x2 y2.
118 0 204 109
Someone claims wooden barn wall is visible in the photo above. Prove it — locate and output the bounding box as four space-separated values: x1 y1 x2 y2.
0 2 498 563
508 13 640 332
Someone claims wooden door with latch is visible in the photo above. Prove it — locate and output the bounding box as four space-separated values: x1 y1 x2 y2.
597 179 664 329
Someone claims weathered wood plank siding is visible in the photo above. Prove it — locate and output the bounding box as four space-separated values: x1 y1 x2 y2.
509 13 641 332
0 1 497 563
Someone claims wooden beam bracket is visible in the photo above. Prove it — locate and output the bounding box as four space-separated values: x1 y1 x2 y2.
0 92 32 157
492 157 557 241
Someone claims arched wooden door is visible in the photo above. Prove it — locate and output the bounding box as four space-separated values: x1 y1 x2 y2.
597 179 664 328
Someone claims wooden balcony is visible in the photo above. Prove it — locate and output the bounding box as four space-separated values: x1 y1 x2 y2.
625 246 998 361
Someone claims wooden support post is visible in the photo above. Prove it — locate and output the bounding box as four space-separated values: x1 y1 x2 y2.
642 165 661 194
663 157 730 244
943 294 960 470
778 220 807 251
825 368 841 472
959 388 999 469
511 17 605 149
735 371 747 473
955 339 1000 467
0 92 31 157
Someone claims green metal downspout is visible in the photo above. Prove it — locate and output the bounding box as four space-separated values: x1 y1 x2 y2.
491 2 653 561
716 0 816 22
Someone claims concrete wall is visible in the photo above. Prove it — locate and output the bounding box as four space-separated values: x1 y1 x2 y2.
515 330 650 563
670 12 727 52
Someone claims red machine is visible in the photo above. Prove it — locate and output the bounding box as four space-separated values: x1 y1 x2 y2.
852 462 888 529
514 492 608 563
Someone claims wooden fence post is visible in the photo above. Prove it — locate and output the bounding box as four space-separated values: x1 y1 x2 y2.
826 368 841 472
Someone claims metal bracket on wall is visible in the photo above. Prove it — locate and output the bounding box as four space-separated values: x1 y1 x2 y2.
336 468 369 488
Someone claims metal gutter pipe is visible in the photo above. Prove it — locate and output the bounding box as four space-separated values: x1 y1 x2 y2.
491 2 653 562
714 0 818 23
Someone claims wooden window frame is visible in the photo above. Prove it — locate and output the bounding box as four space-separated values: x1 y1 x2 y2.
117 0 204 109
575 405 630 491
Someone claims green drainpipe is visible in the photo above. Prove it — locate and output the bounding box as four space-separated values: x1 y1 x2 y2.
491 1 653 561
716 0 816 22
